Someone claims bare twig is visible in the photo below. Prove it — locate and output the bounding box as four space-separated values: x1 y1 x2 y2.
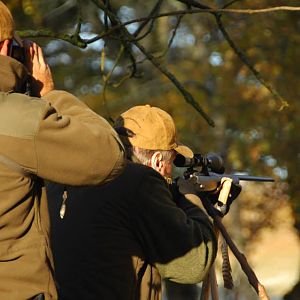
136 14 184 64
215 16 288 110
36 4 300 48
177 0 289 109
19 1 294 113
156 14 184 59
17 29 87 48
103 0 110 31
123 46 138 78
135 42 215 126
20 5 300 44
112 71 133 88
100 0 139 83
85 5 300 43
91 0 215 126
101 44 125 122
167 15 183 49
133 0 164 38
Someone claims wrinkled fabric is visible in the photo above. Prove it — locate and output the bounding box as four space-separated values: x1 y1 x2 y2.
0 55 125 299
47 162 217 300
0 55 29 92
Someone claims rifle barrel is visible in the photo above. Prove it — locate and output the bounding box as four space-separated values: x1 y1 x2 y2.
236 175 274 182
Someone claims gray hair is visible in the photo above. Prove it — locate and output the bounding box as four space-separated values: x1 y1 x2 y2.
125 145 174 165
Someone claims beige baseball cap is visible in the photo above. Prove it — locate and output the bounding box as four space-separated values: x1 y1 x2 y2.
0 1 14 42
115 104 193 158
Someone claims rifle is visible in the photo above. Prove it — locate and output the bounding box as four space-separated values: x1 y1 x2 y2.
174 153 274 191
174 153 274 300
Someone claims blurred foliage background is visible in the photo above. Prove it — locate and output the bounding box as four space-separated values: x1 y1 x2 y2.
4 0 300 299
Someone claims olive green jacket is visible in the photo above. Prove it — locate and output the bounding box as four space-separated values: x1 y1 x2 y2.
0 55 125 299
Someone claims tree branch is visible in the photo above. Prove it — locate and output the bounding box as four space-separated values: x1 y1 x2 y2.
90 0 215 126
133 0 163 38
17 29 88 48
85 5 300 42
19 6 300 44
19 2 295 112
177 0 289 110
101 44 125 122
215 16 289 110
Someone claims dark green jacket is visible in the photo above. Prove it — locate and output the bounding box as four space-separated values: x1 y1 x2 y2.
47 162 217 300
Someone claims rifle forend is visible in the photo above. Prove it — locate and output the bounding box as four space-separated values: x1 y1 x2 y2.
190 172 274 193
174 153 274 193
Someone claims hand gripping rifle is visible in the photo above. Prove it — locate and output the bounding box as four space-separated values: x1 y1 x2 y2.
174 153 274 300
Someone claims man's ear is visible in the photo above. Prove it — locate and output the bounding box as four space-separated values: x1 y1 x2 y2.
150 151 163 171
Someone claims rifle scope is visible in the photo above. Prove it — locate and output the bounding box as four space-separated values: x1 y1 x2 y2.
174 153 225 174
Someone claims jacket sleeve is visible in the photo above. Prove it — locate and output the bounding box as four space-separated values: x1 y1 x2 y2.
35 90 125 185
129 168 217 284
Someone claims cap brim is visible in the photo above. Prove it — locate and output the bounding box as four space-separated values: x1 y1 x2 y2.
174 144 194 159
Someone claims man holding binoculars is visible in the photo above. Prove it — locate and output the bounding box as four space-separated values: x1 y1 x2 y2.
0 2 125 299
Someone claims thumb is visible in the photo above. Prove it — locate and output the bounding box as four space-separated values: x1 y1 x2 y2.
0 39 10 56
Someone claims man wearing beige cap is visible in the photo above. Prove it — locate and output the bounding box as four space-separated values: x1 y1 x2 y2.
114 104 193 183
0 2 125 299
47 104 217 299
